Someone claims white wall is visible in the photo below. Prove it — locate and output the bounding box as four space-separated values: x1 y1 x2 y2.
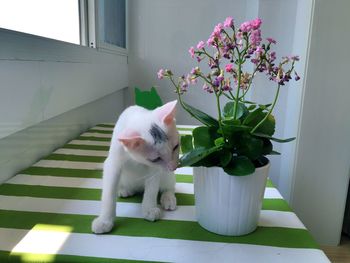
0 89 125 184
0 28 128 139
128 0 247 121
290 0 350 245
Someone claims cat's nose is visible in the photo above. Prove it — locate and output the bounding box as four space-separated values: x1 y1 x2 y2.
167 162 177 171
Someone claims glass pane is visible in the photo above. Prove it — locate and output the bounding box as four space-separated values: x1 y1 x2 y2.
0 0 80 44
98 0 126 49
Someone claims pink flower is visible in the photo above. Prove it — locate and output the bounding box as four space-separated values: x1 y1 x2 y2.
212 23 223 37
196 41 205 49
189 46 195 58
206 36 215 46
251 18 262 30
250 29 262 46
224 17 234 28
266 37 277 44
290 55 300 61
239 21 251 32
225 64 234 73
157 69 165 79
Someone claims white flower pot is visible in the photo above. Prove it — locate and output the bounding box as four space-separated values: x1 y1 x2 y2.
193 161 270 236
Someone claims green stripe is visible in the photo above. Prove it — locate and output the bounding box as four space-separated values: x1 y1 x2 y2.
96 124 115 128
0 210 318 249
176 174 193 183
44 154 106 163
0 184 290 211
77 136 111 141
266 180 275 187
177 127 195 131
0 251 151 263
63 144 110 151
88 129 113 134
20 167 103 178
263 199 291 212
0 184 194 206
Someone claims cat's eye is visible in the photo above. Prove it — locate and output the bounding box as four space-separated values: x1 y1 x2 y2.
149 157 161 163
173 144 179 151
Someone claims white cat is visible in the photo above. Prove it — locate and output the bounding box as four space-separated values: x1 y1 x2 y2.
92 100 180 234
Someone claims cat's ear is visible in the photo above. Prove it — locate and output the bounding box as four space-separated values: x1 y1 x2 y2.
156 100 177 126
118 132 145 150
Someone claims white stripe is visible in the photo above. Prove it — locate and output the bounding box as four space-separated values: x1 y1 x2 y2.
0 195 304 229
175 167 193 175
91 126 114 131
81 131 192 138
6 175 103 189
6 175 283 199
54 149 109 157
0 228 329 263
33 160 103 170
81 132 112 138
178 130 192 135
177 125 198 129
68 140 110 146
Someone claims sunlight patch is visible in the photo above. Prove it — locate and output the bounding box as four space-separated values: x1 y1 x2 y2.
11 224 72 262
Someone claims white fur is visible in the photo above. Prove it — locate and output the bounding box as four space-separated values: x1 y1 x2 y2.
92 102 179 234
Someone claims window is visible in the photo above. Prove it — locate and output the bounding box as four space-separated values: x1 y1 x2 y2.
0 0 127 53
98 0 126 49
0 0 80 45
84 0 127 53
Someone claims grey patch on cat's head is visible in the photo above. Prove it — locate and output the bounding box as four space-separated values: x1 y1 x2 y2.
150 123 168 144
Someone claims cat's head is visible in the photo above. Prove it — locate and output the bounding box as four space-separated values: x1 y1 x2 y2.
118 100 180 171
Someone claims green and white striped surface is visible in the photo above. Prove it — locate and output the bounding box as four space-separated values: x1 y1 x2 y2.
0 124 329 263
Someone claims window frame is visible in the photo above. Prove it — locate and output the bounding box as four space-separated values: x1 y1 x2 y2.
84 0 128 56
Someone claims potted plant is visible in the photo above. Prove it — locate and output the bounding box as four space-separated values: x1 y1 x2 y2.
158 17 300 236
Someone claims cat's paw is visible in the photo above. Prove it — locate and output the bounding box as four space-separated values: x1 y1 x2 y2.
91 216 114 234
160 191 177 211
117 188 135 198
143 207 161 221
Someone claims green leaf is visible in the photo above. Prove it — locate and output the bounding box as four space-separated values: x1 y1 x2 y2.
258 103 272 110
179 145 222 167
255 114 276 136
222 124 251 135
180 135 193 154
242 100 256 105
262 138 273 155
243 108 276 136
223 102 247 120
252 133 296 143
243 108 264 125
192 126 218 149
224 156 255 176
182 102 219 127
221 119 241 125
237 134 264 160
247 105 257 111
214 137 225 146
220 149 232 167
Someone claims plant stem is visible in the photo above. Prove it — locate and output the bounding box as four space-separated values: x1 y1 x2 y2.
250 84 281 134
169 76 204 124
233 59 242 120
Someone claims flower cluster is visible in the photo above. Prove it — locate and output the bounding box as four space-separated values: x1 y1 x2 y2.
158 17 299 96
157 17 300 173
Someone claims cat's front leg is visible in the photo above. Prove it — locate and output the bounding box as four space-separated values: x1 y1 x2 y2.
142 173 161 221
92 155 121 234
